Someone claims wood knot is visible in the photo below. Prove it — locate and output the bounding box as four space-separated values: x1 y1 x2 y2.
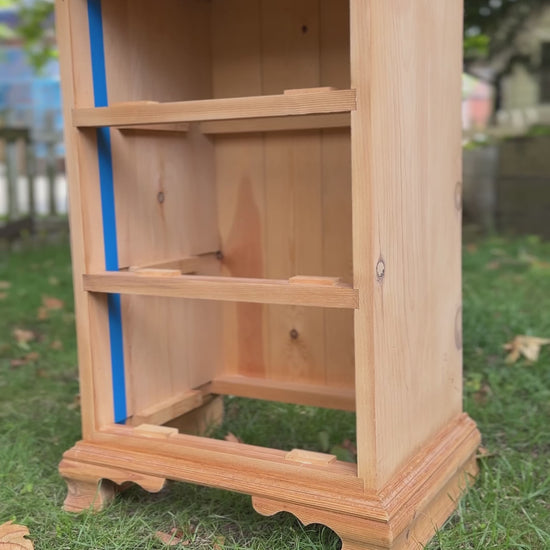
157 191 165 204
376 258 385 282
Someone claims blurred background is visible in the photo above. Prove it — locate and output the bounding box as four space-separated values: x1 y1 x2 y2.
0 0 549 242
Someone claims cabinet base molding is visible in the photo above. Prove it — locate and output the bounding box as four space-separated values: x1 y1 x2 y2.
59 414 480 548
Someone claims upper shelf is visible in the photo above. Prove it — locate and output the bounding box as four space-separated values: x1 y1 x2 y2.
72 88 357 128
84 271 359 309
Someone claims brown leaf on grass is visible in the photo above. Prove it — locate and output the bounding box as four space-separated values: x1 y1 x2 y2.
476 446 496 460
67 394 81 411
473 382 492 405
155 528 189 546
504 335 550 363
50 340 63 350
0 292 7 300
10 352 40 369
0 520 34 549
0 281 11 290
12 329 36 347
224 432 243 444
36 307 48 321
42 296 64 310
213 535 225 550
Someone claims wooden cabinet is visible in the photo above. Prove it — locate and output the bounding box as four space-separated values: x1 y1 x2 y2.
55 1 480 548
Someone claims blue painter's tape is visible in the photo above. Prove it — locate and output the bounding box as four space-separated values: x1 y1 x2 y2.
88 0 127 423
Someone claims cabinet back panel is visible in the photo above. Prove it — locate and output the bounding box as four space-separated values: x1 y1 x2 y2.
213 0 354 389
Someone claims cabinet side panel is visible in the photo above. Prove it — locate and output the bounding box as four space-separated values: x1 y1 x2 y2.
352 0 464 486
100 1 222 415
55 0 115 433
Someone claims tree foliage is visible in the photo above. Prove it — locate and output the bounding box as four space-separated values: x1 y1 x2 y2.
465 0 548 62
0 0 55 73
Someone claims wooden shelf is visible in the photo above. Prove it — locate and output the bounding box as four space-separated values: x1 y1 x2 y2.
72 89 356 128
205 375 356 411
83 271 358 309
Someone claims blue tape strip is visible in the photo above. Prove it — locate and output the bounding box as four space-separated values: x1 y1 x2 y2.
88 0 127 423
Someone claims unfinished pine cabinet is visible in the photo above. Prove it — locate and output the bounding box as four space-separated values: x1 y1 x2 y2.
56 1 480 548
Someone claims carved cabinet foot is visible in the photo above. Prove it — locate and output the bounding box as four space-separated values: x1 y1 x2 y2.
59 448 167 513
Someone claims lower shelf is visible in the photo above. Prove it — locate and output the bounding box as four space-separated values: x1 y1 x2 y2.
59 414 480 550
205 375 356 411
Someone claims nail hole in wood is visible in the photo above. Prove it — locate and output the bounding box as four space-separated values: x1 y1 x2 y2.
301 25 308 34
157 191 165 204
216 250 224 261
290 329 299 340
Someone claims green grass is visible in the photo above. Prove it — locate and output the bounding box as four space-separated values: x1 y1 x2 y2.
1 236 549 549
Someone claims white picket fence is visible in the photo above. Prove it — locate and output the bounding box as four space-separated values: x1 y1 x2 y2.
0 114 67 239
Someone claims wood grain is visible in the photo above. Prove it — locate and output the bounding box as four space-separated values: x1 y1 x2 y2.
83 272 358 309
73 90 357 127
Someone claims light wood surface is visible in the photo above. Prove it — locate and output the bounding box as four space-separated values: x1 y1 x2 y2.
205 375 355 411
83 272 358 309
128 390 204 427
350 0 465 487
56 1 476 548
72 90 356 127
60 414 479 549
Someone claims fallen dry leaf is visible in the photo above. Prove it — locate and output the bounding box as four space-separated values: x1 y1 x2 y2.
213 535 225 550
36 307 48 321
10 352 40 369
50 340 63 350
0 292 7 300
476 446 496 460
0 281 11 290
224 432 243 444
155 528 189 546
504 335 550 363
42 296 64 310
12 329 36 347
0 520 34 549
67 394 81 411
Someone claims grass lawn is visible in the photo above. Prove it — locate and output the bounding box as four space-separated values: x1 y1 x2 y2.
1 235 549 549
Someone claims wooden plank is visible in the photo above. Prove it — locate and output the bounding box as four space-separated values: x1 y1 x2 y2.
72 89 357 127
83 272 359 309
212 0 266 381
285 449 337 466
320 0 355 390
129 390 204 426
200 113 350 135
289 276 342 286
133 424 179 439
126 254 207 273
129 268 181 277
206 375 355 411
100 0 222 417
118 123 190 133
262 0 326 387
351 0 465 488
55 0 115 434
